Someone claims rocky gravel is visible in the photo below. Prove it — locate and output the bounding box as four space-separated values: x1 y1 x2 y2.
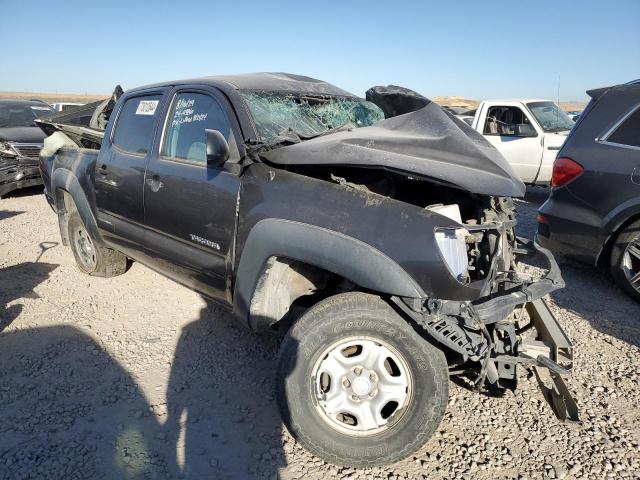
0 186 638 480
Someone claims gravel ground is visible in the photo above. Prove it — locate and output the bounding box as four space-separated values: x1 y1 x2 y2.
0 187 638 480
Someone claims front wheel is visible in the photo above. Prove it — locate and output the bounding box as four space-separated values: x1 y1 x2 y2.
68 212 127 277
276 292 449 467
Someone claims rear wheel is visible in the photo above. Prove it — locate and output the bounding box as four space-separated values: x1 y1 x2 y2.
610 219 640 302
276 292 448 467
68 212 127 277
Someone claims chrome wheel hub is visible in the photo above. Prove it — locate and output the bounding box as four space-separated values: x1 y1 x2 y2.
313 337 411 435
74 227 96 269
623 237 640 292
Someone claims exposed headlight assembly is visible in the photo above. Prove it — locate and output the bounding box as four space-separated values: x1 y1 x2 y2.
435 227 469 283
430 204 470 283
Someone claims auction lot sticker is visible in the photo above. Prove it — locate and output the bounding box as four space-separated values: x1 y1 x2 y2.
136 100 159 115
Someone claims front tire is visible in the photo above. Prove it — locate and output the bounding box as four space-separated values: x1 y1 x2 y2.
68 212 127 277
610 219 640 302
276 292 448 467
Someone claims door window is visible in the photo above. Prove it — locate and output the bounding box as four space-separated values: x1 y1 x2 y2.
483 106 537 137
112 94 163 155
162 92 238 164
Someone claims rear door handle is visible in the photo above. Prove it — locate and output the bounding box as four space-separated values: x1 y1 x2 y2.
146 175 164 192
632 168 640 186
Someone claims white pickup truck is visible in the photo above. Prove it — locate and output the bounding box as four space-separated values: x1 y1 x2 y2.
461 99 575 185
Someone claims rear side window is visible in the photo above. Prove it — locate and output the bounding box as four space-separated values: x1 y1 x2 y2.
607 105 640 148
161 92 238 164
112 94 163 155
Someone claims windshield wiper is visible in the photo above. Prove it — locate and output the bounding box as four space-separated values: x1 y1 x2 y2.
297 123 355 141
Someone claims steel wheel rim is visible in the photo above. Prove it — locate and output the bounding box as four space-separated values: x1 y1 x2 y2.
622 236 640 292
74 226 96 270
312 336 412 436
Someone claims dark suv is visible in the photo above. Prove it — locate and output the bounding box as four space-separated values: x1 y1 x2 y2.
538 80 640 301
38 73 576 466
0 99 54 197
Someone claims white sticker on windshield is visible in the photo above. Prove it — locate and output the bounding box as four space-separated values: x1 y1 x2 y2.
31 106 51 111
136 100 159 115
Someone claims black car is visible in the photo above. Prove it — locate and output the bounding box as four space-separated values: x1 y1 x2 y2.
0 99 55 197
538 80 640 301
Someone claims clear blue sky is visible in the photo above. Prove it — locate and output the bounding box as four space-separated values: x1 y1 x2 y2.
1 0 638 101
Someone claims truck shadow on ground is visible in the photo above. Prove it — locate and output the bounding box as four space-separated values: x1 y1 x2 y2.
0 185 44 200
0 210 24 221
516 187 640 349
0 293 286 479
0 262 58 333
164 301 287 479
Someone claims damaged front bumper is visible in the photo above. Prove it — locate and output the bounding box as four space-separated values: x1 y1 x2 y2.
395 236 578 421
0 154 43 197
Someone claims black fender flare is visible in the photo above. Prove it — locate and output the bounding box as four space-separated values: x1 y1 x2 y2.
233 218 425 328
52 168 102 245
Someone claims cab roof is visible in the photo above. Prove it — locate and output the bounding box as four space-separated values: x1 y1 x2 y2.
129 72 358 98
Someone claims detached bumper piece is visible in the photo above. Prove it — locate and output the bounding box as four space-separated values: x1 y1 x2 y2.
523 299 578 421
0 156 43 197
395 237 578 422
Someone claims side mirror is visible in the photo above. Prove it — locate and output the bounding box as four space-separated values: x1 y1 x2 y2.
515 123 537 137
205 129 230 167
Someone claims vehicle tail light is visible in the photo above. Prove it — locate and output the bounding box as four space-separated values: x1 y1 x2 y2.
551 157 583 188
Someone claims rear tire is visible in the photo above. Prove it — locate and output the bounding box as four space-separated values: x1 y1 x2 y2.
68 212 127 277
276 292 448 467
610 219 640 302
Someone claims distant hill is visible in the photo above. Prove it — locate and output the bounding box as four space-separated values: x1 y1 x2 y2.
0 91 587 113
0 91 107 104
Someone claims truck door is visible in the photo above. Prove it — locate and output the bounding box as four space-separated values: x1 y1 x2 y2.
481 105 543 184
143 87 242 304
95 90 167 257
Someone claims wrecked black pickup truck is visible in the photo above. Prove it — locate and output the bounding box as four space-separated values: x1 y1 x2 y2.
37 73 576 467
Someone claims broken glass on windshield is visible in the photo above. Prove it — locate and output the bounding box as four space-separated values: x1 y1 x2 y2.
241 92 384 144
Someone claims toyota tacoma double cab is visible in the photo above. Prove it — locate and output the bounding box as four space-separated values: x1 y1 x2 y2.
38 73 576 466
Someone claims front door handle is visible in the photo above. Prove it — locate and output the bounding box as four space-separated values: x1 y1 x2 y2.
97 164 108 175
146 175 164 192
632 168 640 186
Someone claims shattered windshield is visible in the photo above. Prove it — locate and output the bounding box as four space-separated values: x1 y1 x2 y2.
241 92 384 143
526 101 574 132
0 104 55 128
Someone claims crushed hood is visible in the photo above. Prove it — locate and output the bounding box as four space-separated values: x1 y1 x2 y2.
261 97 526 198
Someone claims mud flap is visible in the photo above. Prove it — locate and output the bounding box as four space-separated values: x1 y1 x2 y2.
522 298 579 422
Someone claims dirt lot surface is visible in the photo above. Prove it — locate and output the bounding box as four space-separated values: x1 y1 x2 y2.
0 187 638 480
